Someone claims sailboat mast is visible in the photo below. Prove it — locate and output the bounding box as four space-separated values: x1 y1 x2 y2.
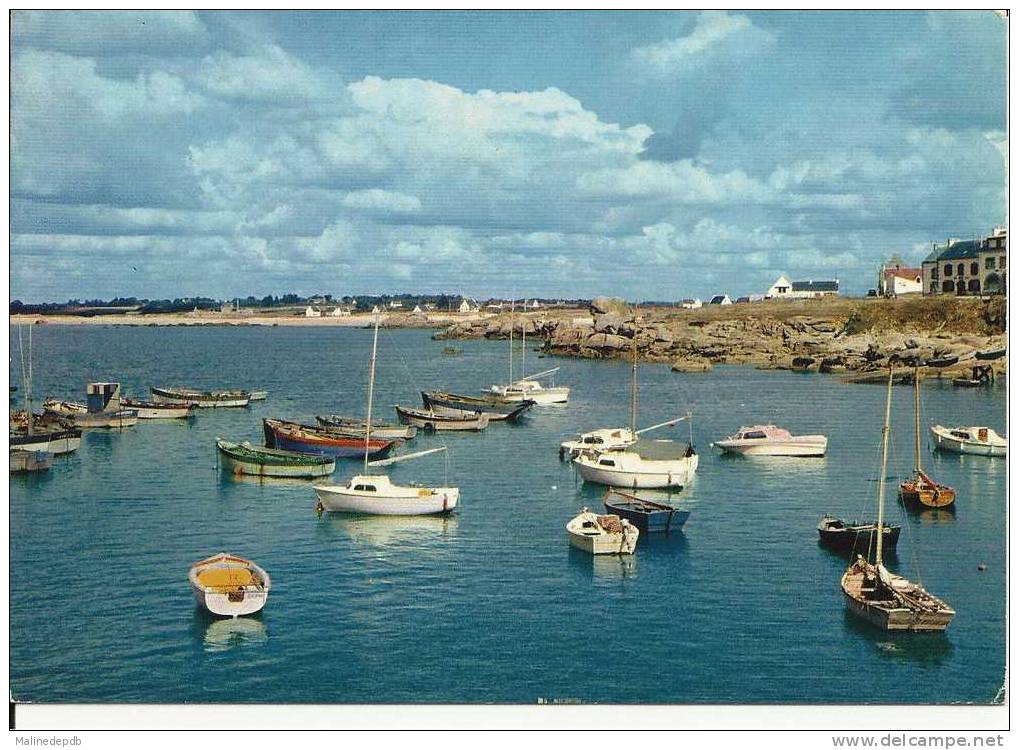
522 311 526 377
876 366 894 565
509 298 514 384
363 313 380 474
914 364 922 474
629 322 638 436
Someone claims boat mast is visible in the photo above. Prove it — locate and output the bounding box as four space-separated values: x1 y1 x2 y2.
913 364 922 475
876 366 894 566
629 315 638 436
509 298 515 384
521 310 526 379
363 312 380 474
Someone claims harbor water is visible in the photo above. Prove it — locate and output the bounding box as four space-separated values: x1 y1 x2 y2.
9 325 1007 704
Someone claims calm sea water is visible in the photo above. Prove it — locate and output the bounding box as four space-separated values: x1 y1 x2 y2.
9 324 1007 704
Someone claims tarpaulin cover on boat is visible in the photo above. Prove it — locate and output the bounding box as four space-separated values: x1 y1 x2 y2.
197 567 255 589
627 439 692 460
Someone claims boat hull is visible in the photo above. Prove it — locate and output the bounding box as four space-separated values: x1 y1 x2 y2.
603 491 689 534
314 485 459 515
10 429 82 455
152 387 250 408
715 436 827 457
840 561 954 632
217 441 335 479
315 416 417 440
574 453 699 489
490 386 570 405
263 420 393 458
70 410 139 429
394 406 489 431
899 479 956 509
842 589 955 632
929 426 1006 456
122 400 195 419
421 391 534 421
817 521 900 554
566 512 639 554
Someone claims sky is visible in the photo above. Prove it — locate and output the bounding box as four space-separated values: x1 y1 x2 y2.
9 10 1008 302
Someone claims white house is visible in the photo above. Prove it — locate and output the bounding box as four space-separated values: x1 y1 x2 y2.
458 299 473 314
305 306 322 318
709 294 732 306
680 298 703 309
766 275 839 299
388 300 403 309
329 306 351 317
412 305 424 315
882 268 923 297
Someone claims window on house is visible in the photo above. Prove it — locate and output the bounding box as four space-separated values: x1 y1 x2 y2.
987 257 996 270
944 264 952 276
957 263 965 277
968 279 981 293
971 262 979 275
1001 256 1007 268
941 280 954 293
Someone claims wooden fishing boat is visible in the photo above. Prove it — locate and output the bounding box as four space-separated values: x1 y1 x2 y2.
420 390 534 421
899 367 955 508
566 508 639 555
151 386 250 408
263 418 394 459
713 424 828 457
974 347 1006 361
603 489 689 534
315 415 417 440
314 314 461 516
951 378 986 388
841 367 954 632
44 383 138 428
189 553 271 617
929 425 1007 457
394 405 489 431
217 438 336 479
248 390 268 401
817 515 900 556
10 449 53 473
924 354 959 368
121 398 196 419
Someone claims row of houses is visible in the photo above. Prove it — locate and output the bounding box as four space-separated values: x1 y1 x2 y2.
877 226 1008 298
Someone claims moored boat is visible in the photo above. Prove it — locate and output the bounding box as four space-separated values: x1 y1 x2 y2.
573 439 699 490
925 354 959 368
315 415 417 440
841 367 954 632
314 313 461 517
43 398 87 416
714 424 828 457
263 418 394 459
929 425 1006 457
46 383 138 428
566 508 639 555
189 553 271 617
817 514 900 556
151 386 250 408
217 438 336 478
951 378 986 388
10 449 53 473
603 489 689 534
559 427 636 460
248 390 268 401
394 405 489 431
421 391 534 421
10 421 81 455
121 398 196 419
975 347 1006 361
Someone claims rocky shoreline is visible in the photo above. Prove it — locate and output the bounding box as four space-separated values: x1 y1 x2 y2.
434 296 1008 383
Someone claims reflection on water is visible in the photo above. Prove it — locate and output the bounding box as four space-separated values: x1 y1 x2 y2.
200 615 268 653
842 611 954 666
567 545 638 580
320 512 459 547
222 472 332 488
914 505 958 525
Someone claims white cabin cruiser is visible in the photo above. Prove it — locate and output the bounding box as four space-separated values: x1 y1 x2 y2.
714 424 828 457
560 427 636 459
929 425 1006 457
315 473 459 516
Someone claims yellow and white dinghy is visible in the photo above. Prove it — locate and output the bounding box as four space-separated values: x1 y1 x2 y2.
189 553 271 617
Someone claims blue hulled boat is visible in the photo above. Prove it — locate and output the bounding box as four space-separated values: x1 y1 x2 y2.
602 489 689 534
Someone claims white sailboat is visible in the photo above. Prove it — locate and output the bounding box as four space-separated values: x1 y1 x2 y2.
314 314 460 516
571 325 698 489
9 326 81 455
841 368 955 632
488 301 570 405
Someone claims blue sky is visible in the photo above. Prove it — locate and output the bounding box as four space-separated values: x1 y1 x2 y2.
10 10 1007 302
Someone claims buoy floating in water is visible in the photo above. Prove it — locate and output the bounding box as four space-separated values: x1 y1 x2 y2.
978 563 988 571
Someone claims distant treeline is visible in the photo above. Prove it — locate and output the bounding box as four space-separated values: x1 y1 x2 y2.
10 293 592 315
